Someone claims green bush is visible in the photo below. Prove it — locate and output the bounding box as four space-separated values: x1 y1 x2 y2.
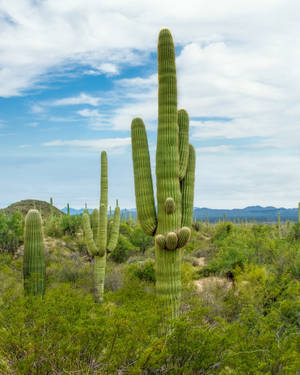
130 226 154 254
0 212 24 254
110 234 137 263
127 259 155 283
60 215 82 236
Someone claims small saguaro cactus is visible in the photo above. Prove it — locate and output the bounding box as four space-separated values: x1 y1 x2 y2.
131 29 195 318
23 209 46 296
67 203 70 216
82 151 120 303
50 197 53 218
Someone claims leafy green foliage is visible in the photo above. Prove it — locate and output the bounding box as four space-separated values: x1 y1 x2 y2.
110 234 137 263
0 212 24 254
60 214 82 236
127 259 155 283
0 219 299 374
130 226 154 253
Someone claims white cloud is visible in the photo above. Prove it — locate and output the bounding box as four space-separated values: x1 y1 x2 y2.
2 0 300 207
197 145 232 153
50 93 101 106
27 122 39 127
77 108 101 118
1 0 298 97
195 148 300 208
43 137 131 150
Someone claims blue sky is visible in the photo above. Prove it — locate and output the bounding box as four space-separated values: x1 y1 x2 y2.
1 0 300 209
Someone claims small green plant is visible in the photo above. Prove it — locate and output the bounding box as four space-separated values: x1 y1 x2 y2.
0 212 24 254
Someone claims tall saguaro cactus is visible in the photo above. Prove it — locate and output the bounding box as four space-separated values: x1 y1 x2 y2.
23 209 46 296
131 29 195 318
82 151 120 302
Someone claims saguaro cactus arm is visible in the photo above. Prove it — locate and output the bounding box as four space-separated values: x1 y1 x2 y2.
131 118 157 236
178 109 190 180
82 213 98 256
181 144 196 228
107 204 121 252
91 208 99 243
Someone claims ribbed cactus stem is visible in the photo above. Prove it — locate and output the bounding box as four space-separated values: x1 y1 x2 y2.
82 213 98 256
23 209 46 296
91 208 99 243
67 203 70 216
131 119 157 235
181 145 195 228
131 29 196 319
107 205 121 252
94 254 106 303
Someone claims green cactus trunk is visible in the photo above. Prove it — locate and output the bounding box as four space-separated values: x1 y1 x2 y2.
131 29 195 319
67 203 70 216
93 254 106 303
155 30 182 317
23 209 46 296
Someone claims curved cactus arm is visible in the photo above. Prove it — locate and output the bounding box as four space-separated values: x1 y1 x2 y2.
107 204 121 252
181 144 196 228
90 208 99 243
178 109 190 180
82 213 98 256
131 118 157 236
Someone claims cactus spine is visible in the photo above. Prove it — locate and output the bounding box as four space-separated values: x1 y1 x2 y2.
131 29 195 318
23 209 46 296
82 151 120 302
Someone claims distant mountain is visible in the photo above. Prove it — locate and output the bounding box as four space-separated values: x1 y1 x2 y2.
1 199 64 218
62 205 299 222
193 206 298 222
61 207 137 217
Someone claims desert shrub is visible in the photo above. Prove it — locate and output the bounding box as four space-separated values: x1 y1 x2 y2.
0 281 165 375
105 264 124 291
0 212 24 254
213 222 234 242
44 217 63 238
74 235 88 255
127 259 155 283
119 222 133 237
110 234 137 263
288 222 300 241
60 215 82 236
130 226 154 254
